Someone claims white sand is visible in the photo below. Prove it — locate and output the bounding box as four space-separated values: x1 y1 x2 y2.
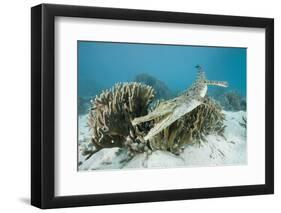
78 114 90 145
78 110 247 171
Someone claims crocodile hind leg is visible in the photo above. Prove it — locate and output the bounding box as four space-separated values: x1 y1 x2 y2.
144 113 178 141
131 110 171 126
144 99 202 141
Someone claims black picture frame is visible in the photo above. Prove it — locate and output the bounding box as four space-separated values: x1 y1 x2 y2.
31 3 274 209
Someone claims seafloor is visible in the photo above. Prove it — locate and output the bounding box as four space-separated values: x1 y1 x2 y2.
78 110 247 171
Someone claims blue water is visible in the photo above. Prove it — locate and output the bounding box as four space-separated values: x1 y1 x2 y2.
78 41 246 98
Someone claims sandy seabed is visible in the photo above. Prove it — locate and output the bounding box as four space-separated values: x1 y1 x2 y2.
78 110 247 171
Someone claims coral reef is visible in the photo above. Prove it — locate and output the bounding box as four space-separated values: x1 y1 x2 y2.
224 92 245 111
239 115 247 128
147 97 226 154
78 109 247 170
134 73 174 99
209 88 246 111
78 97 91 115
87 82 155 157
85 68 228 157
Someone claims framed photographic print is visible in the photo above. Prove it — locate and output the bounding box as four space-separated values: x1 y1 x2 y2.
31 3 274 209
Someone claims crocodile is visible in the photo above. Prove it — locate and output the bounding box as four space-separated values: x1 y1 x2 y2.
132 65 228 141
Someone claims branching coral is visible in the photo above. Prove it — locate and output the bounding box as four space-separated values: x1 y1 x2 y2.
87 82 155 157
224 92 242 111
134 73 174 99
239 115 247 128
210 89 246 111
78 97 91 115
148 97 226 154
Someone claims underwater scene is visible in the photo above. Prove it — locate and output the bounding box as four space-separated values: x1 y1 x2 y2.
78 41 247 171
